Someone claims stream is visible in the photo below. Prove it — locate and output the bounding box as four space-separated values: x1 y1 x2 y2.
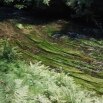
0 7 103 94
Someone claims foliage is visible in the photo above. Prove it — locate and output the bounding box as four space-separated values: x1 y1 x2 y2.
0 59 103 103
0 39 21 62
2 0 93 16
65 0 93 16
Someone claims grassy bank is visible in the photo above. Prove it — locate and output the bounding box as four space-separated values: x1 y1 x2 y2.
0 58 103 103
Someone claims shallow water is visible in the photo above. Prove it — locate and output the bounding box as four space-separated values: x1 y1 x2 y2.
0 7 103 94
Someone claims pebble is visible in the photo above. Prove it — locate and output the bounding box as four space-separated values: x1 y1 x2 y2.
52 33 62 38
67 32 87 39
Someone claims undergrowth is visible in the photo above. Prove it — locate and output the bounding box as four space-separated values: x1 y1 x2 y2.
0 41 103 103
0 60 103 103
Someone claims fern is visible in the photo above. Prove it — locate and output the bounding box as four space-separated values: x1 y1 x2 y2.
0 60 103 103
43 0 51 5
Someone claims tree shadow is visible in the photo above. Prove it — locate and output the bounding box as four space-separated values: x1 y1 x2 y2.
53 17 103 40
0 6 70 25
0 7 103 39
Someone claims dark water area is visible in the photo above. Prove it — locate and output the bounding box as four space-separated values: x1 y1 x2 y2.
0 7 103 39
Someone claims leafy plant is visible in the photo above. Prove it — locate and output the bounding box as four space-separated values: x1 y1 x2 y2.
0 40 21 62
2 0 93 16
0 60 103 103
65 0 93 16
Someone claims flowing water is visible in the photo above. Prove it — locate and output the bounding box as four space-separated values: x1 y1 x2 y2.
0 7 103 94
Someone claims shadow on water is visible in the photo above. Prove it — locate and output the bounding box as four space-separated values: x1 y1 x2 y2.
0 7 103 39
59 19 103 39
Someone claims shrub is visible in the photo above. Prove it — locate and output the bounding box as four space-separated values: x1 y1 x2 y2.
0 39 21 62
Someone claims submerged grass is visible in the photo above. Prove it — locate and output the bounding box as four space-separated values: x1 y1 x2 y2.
15 35 103 93
0 19 103 95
